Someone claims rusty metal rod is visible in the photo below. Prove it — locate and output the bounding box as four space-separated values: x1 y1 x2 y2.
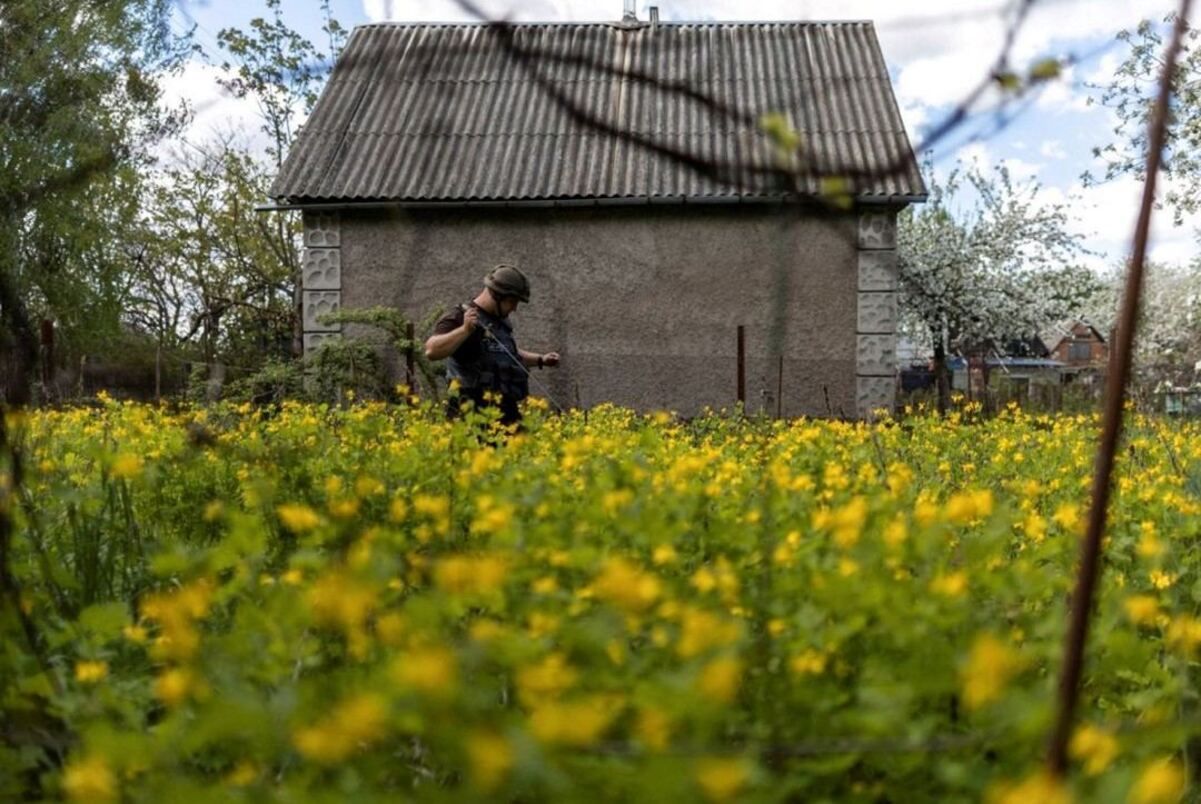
777 354 784 419
405 321 416 392
1045 1 1192 776
737 325 746 407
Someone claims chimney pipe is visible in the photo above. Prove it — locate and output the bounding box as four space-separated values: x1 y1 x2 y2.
622 0 636 21
649 5 659 27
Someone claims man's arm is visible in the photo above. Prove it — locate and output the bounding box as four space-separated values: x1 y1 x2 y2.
424 307 477 361
519 349 560 368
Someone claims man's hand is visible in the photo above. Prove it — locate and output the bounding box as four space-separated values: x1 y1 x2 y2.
462 306 479 334
541 352 560 367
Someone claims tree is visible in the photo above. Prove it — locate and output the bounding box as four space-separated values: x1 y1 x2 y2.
125 139 299 386
1089 15 1201 225
1083 260 1201 384
898 162 1098 411
0 0 189 400
211 0 346 359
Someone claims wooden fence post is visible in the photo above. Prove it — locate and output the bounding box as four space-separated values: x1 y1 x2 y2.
736 326 746 407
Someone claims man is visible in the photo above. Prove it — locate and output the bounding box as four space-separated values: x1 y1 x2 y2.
424 265 560 424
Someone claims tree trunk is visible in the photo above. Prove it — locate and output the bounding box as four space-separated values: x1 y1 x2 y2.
933 340 951 415
0 217 37 407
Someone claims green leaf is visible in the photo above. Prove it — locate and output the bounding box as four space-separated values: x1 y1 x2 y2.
77 601 129 640
1028 58 1062 82
995 71 1022 91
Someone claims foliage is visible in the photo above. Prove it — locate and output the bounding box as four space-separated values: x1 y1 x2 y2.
1084 260 1201 383
324 305 446 400
1088 15 1201 225
3 399 1201 800
898 162 1098 352
127 139 299 369
215 0 346 167
0 0 190 394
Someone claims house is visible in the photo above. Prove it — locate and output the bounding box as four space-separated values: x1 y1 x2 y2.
950 337 1066 398
268 13 925 418
1044 320 1109 386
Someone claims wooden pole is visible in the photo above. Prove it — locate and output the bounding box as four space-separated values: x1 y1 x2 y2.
405 322 416 392
1045 0 1191 775
39 319 53 390
776 354 784 419
736 326 746 407
155 341 162 404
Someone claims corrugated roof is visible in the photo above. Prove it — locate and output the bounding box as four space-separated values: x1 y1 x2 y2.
271 21 926 204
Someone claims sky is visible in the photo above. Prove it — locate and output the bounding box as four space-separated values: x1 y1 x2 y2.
166 0 1201 272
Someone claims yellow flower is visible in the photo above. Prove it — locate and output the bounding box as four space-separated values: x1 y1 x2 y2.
154 667 204 708
435 554 509 596
696 757 749 802
1129 758 1186 804
122 624 147 643
697 656 742 703
1165 616 1201 654
391 646 458 697
676 608 741 658
945 489 993 524
293 693 389 765
1053 503 1083 535
471 495 516 535
74 660 109 684
790 650 828 676
141 579 213 662
692 567 718 593
531 576 559 595
62 754 117 802
962 633 1022 710
636 707 671 752
1137 521 1165 558
1070 723 1119 775
1123 595 1160 626
883 517 908 548
389 496 409 523
110 453 143 480
224 761 259 787
987 770 1072 804
308 570 376 636
276 503 322 533
529 697 619 746
652 544 678 565
828 496 868 548
516 653 578 705
466 730 514 791
592 558 661 614
1150 570 1176 590
930 571 968 598
328 497 360 519
202 500 224 522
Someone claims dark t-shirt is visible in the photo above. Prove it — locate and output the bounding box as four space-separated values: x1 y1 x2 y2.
433 304 523 424
432 306 483 363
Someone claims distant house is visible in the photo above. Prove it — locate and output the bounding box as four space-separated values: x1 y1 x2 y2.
951 337 1065 397
1045 320 1109 384
268 15 925 417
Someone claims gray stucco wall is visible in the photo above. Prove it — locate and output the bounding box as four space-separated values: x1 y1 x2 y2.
303 204 898 418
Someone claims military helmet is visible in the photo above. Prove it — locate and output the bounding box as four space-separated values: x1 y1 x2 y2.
484 264 531 303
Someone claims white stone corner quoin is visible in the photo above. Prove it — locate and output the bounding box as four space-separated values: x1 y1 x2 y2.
855 210 898 419
302 212 342 350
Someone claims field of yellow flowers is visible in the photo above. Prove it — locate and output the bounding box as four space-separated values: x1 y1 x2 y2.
4 397 1201 802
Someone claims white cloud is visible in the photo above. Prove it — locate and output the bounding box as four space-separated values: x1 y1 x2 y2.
156 59 271 158
1059 173 1201 269
1040 140 1067 160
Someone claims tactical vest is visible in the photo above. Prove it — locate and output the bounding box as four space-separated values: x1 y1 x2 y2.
446 303 529 403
